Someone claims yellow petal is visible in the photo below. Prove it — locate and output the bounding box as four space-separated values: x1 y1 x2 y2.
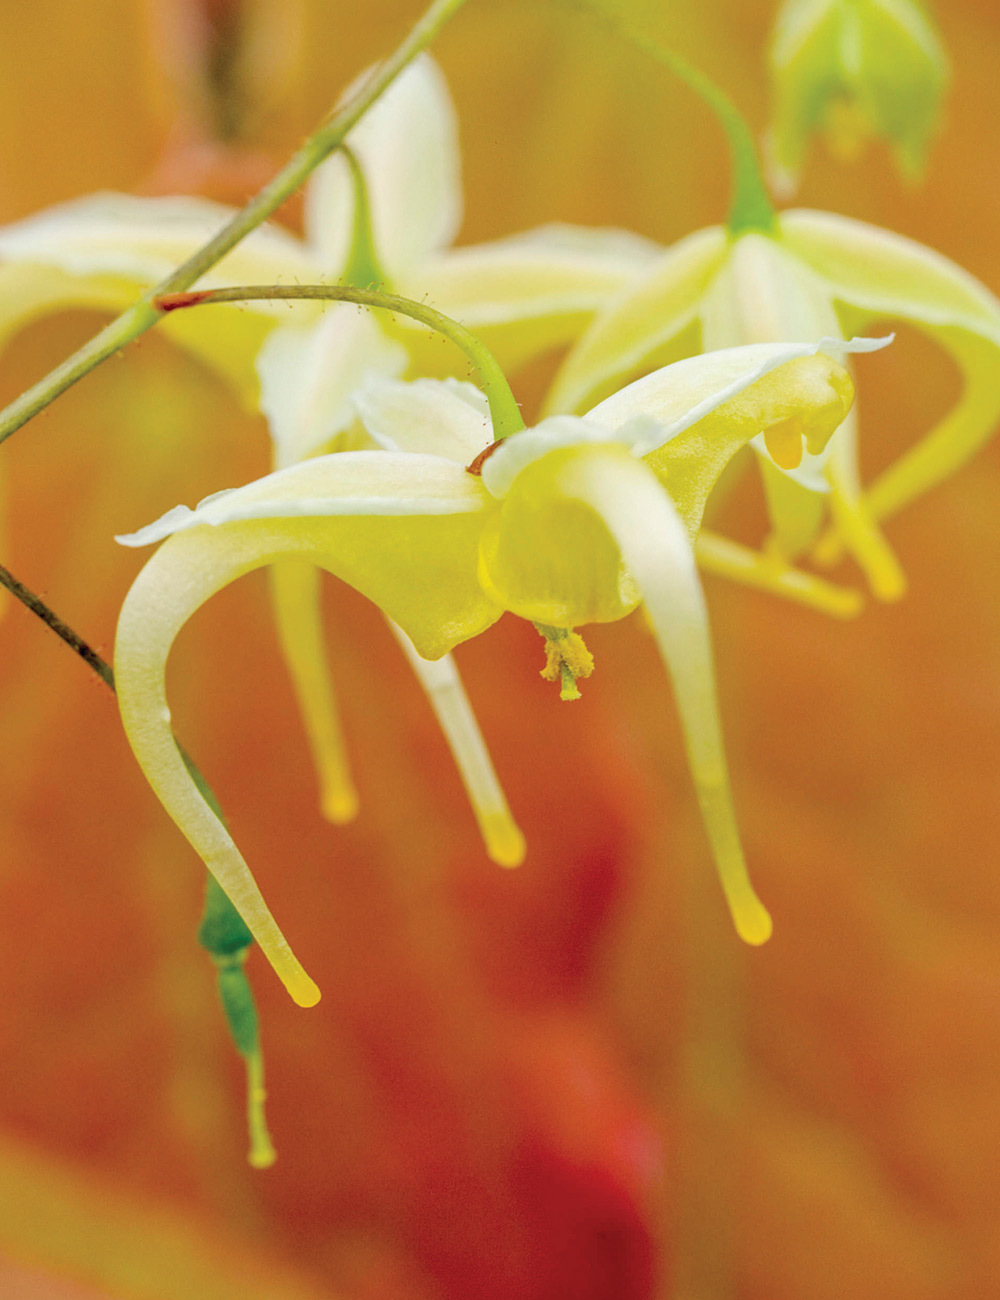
781 209 1000 528
695 529 864 619
822 405 907 599
587 344 857 536
353 376 492 464
116 529 322 1008
116 451 500 658
115 455 501 999
478 441 642 628
258 310 407 467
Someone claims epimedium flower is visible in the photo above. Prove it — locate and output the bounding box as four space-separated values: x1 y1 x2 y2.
766 0 950 196
112 338 871 1007
543 11 1000 601
0 54 658 867
546 211 1000 600
248 55 656 851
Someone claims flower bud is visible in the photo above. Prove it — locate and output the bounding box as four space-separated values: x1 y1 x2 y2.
766 0 949 194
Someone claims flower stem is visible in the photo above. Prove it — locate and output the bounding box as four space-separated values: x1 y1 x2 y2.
0 560 115 688
0 559 276 1167
561 0 777 237
156 283 526 440
0 0 473 451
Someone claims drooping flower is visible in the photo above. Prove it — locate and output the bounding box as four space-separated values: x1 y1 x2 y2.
249 55 657 849
0 54 659 866
547 211 1000 599
113 339 871 1006
766 0 950 195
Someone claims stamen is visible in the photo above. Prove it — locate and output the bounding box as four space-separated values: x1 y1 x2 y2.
536 624 595 701
270 562 359 823
387 621 526 868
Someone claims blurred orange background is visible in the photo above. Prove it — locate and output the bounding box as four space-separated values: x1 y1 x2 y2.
0 1 998 1297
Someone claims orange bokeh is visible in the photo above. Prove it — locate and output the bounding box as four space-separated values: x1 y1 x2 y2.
0 2 998 1297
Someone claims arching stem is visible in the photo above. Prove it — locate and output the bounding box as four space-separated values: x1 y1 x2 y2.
156 283 526 440
0 560 277 1166
0 0 473 450
562 0 778 236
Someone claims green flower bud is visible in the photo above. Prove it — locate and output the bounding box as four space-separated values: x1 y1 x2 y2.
766 0 949 193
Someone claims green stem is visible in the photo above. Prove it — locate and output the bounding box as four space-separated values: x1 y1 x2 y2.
156 284 526 440
562 0 777 236
0 559 275 1168
0 0 472 451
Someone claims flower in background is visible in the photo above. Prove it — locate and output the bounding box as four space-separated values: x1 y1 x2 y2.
547 209 1000 599
765 0 950 194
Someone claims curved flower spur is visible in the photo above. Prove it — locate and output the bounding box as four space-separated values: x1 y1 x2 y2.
114 335 877 1006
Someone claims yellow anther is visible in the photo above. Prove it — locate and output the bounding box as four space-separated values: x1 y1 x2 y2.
538 626 595 701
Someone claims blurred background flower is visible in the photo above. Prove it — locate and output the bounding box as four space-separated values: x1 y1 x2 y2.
0 0 997 1297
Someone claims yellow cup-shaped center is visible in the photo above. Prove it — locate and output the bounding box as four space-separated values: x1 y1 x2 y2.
477 444 641 628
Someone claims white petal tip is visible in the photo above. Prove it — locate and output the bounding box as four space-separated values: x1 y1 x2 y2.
115 504 197 547
818 333 895 356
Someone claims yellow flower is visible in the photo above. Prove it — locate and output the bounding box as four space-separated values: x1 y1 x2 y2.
547 210 1000 598
0 54 657 866
766 0 949 194
250 55 656 842
113 340 865 1007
